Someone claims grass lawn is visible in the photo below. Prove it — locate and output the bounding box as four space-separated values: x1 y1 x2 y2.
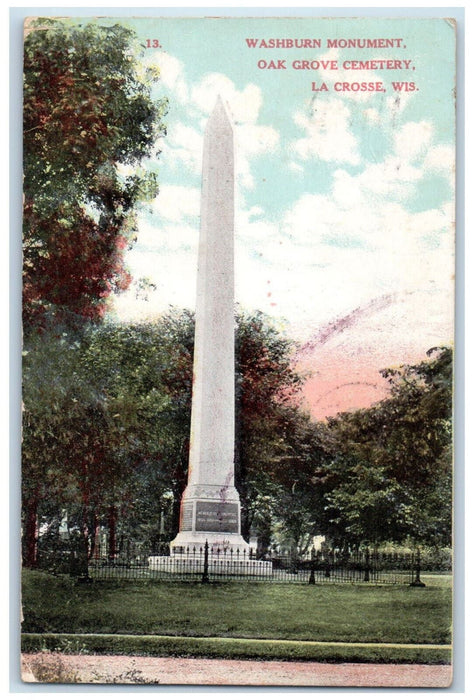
21 571 452 664
22 569 451 640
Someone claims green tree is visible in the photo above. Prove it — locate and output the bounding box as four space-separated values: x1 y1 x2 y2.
22 328 79 567
22 311 195 565
321 347 453 547
23 19 167 326
21 329 132 565
266 412 328 555
22 309 320 564
83 311 195 546
234 310 306 541
22 17 167 563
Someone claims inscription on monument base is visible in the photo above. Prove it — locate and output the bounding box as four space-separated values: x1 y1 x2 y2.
181 502 193 531
195 501 239 533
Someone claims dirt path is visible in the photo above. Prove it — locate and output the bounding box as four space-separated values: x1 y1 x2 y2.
21 653 452 687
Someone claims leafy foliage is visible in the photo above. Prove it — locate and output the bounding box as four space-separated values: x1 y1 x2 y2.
22 310 314 561
22 304 453 565
321 347 453 547
234 310 315 543
23 19 167 325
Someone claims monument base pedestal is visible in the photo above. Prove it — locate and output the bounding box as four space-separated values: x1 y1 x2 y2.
148 554 273 577
159 485 272 574
169 530 250 556
148 527 273 577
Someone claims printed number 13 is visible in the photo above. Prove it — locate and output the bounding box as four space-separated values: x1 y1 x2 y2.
146 39 161 48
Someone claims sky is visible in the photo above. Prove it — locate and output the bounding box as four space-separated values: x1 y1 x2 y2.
95 16 455 419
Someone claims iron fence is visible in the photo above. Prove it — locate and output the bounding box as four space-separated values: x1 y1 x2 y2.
35 540 430 585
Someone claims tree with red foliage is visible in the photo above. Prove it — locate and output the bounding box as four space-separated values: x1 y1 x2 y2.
22 18 167 566
234 310 315 543
23 19 167 326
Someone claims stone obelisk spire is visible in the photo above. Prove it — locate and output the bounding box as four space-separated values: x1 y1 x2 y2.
170 97 248 554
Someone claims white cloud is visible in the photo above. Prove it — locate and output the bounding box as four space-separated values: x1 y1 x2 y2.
111 218 199 321
190 73 279 189
393 120 433 162
289 161 304 173
145 50 188 102
370 121 454 195
116 163 136 178
247 205 265 219
287 48 422 170
230 143 455 341
356 157 423 201
362 91 415 132
161 122 203 174
111 248 198 322
191 74 262 124
147 56 280 189
112 48 454 361
363 108 381 125
235 122 279 189
385 92 413 115
425 144 455 173
131 218 198 254
152 185 200 222
291 99 360 165
424 144 456 190
290 115 453 205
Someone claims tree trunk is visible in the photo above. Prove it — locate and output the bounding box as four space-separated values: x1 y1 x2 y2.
108 505 117 561
171 444 189 537
171 489 181 538
23 495 39 568
240 498 250 542
90 511 100 560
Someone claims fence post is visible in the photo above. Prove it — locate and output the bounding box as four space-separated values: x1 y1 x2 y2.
308 546 316 585
71 534 91 581
410 548 426 587
324 551 331 578
201 540 210 584
364 548 370 582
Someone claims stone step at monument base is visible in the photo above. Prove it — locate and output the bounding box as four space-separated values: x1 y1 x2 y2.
148 555 273 576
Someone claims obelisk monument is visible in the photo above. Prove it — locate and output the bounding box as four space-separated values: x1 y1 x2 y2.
170 97 249 555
